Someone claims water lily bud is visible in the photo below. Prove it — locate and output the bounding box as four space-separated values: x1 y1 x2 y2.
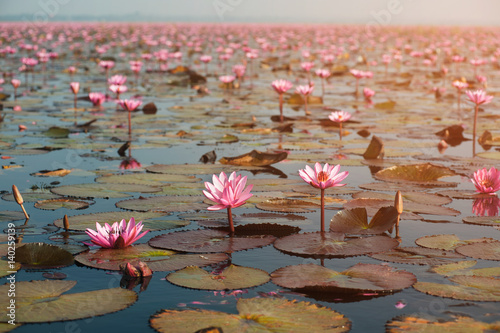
394 191 403 214
63 215 70 231
137 261 153 277
12 185 23 205
120 262 141 278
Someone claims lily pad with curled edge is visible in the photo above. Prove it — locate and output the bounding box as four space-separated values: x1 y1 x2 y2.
166 264 270 290
2 191 61 202
34 198 90 210
15 243 74 269
256 198 320 213
0 280 137 323
369 247 465 265
344 198 459 217
386 315 500 332
271 263 416 294
329 207 398 235
149 229 276 253
455 240 500 261
149 297 351 333
116 195 207 212
352 191 452 206
95 173 200 186
414 275 500 301
0 211 26 222
431 260 500 277
219 149 288 167
0 259 20 278
145 163 264 175
374 163 458 187
274 232 399 258
415 234 495 251
53 211 186 232
463 216 500 226
75 244 228 271
51 183 161 199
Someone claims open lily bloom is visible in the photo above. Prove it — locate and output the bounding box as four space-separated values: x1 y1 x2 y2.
299 162 348 190
203 171 253 211
85 217 149 249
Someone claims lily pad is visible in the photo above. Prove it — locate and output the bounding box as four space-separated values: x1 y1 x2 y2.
271 263 416 294
455 240 500 261
116 195 207 212
0 259 20 278
344 198 459 217
352 191 452 206
431 260 500 277
414 275 500 301
95 173 200 186
15 243 74 269
386 315 500 332
374 163 457 187
2 192 61 202
370 247 465 265
329 206 398 235
274 232 400 258
219 149 288 166
34 198 90 210
75 244 227 271
415 234 495 251
31 168 72 177
51 183 161 199
256 198 320 213
0 280 137 323
53 211 186 231
166 264 270 290
0 211 26 222
149 229 276 253
150 297 351 333
145 164 262 175
463 216 500 226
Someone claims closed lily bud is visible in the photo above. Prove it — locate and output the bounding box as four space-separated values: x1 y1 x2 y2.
120 262 141 278
12 185 23 205
394 191 403 214
63 215 70 231
137 261 153 277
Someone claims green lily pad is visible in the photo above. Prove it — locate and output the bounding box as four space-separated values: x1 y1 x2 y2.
149 229 276 253
2 192 61 202
274 232 399 258
271 263 416 294
150 297 351 333
15 243 74 269
166 264 270 290
414 275 500 301
431 260 500 277
34 198 90 210
75 244 228 271
0 280 137 323
370 247 465 265
455 240 500 261
95 173 200 186
53 211 185 231
0 259 20 278
51 183 161 199
415 234 495 251
116 195 207 212
386 315 500 332
463 216 500 226
0 211 26 222
329 206 398 235
43 127 70 138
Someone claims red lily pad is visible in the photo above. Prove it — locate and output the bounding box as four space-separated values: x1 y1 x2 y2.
329 206 398 235
374 163 458 187
149 229 276 253
150 297 351 333
274 232 399 258
271 263 416 294
75 244 228 271
370 247 465 265
462 216 500 226
455 240 500 261
166 264 270 290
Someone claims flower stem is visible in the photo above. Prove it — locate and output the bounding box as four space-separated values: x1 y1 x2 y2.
339 123 343 141
279 93 284 122
227 206 234 233
128 110 132 137
320 188 325 232
473 105 478 157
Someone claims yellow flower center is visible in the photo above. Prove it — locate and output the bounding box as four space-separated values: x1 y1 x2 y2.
317 171 329 182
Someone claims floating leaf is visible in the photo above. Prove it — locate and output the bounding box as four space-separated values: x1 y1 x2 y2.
0 211 25 222
374 163 457 187
0 280 137 323
386 315 500 332
32 168 71 177
352 191 452 206
463 216 500 226
219 149 288 166
149 229 276 253
344 198 459 217
150 297 351 333
15 243 74 269
415 234 495 251
274 232 399 258
271 263 415 294
436 189 491 199
95 173 200 186
455 240 500 261
53 211 186 231
51 183 161 198
116 195 207 212
329 206 398 235
0 259 20 278
75 244 227 271
414 275 500 301
42 126 70 138
370 247 465 265
166 264 270 290
2 192 60 203
34 198 90 210
256 198 320 213
145 164 262 175
431 260 500 277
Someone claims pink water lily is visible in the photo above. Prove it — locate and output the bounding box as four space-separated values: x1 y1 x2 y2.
296 84 314 115
89 92 106 106
329 110 352 140
471 167 500 194
299 162 348 232
70 82 80 95
119 99 142 136
108 74 127 86
203 171 253 233
465 89 493 156
85 217 149 249
271 79 293 122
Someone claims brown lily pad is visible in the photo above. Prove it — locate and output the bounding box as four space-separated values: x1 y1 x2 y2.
256 198 320 213
415 234 495 251
219 149 288 167
34 198 90 210
414 275 500 301
374 163 457 187
370 247 465 265
386 315 500 332
329 206 398 235
455 240 500 261
116 195 207 212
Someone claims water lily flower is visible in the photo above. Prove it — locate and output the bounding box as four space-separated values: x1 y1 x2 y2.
299 162 348 232
329 110 352 140
472 196 500 217
119 157 142 170
109 84 128 99
85 217 149 249
471 167 500 194
465 89 493 156
118 99 142 136
108 74 127 86
363 87 375 102
89 92 106 106
271 79 293 122
296 84 314 115
70 82 79 108
203 171 253 233
11 79 20 100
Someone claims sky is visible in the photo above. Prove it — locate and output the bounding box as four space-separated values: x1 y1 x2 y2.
1 0 500 26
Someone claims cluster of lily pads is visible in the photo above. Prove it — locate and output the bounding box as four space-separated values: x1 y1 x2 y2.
0 21 500 332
